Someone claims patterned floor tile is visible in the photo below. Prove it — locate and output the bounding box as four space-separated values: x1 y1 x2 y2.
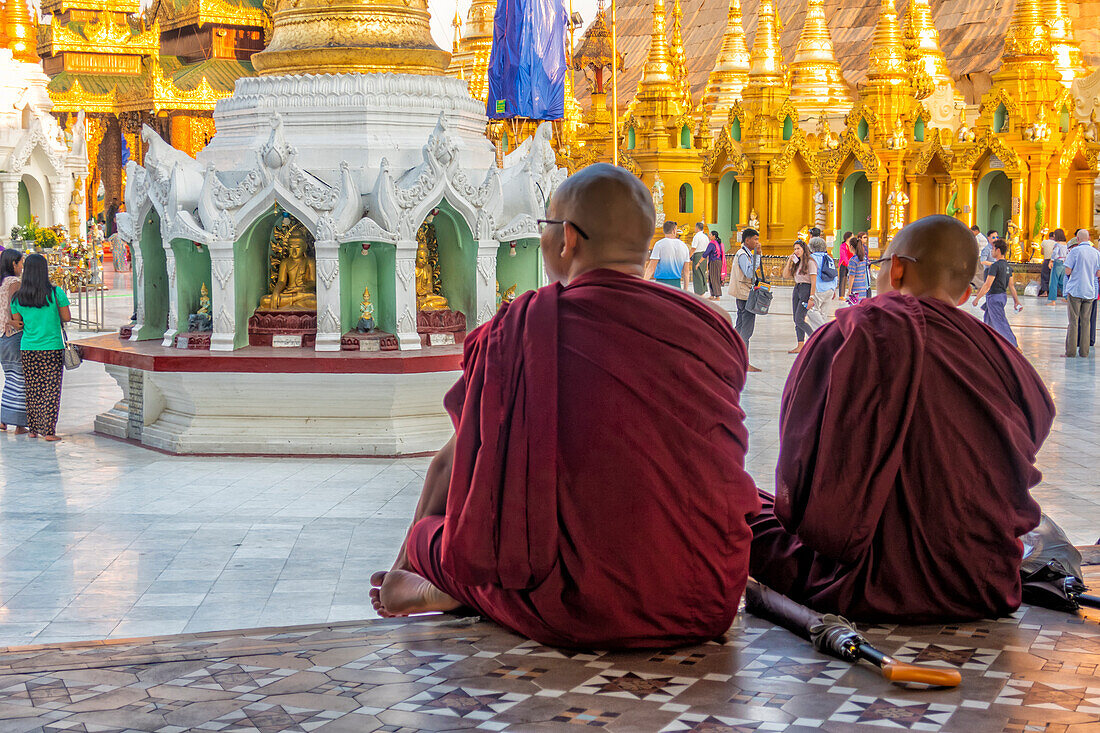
660 711 790 731
549 706 622 727
828 694 956 730
734 654 849 686
391 683 527 720
572 670 696 702
994 679 1100 714
890 642 1002 671
344 646 465 677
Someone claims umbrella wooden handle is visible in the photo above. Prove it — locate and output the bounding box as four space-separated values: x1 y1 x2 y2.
881 661 962 687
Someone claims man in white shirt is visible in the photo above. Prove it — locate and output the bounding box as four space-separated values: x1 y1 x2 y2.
689 222 710 296
1063 229 1100 357
1039 232 1054 297
645 220 691 289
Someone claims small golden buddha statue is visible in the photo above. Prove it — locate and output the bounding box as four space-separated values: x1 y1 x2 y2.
259 229 317 310
356 286 375 332
748 209 760 231
416 238 449 311
197 283 212 316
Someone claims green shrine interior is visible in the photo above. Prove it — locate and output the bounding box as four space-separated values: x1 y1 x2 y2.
132 202 542 349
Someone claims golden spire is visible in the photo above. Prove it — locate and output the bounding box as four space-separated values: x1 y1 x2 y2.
252 0 450 75
996 0 1057 84
747 0 784 88
4 0 38 63
701 0 750 122
446 0 497 102
451 10 461 54
865 0 908 90
670 0 692 110
1042 0 1087 87
633 0 681 124
902 0 953 89
789 0 851 113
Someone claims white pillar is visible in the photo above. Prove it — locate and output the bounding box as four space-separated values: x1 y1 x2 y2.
49 183 67 229
0 178 18 246
209 242 237 352
314 239 341 352
474 240 499 327
394 239 420 350
129 239 146 341
161 245 179 347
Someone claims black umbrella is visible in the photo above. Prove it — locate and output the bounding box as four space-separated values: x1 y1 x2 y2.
744 579 961 688
1021 514 1100 612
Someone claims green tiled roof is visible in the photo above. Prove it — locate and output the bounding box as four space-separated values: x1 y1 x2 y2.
47 71 144 97
170 59 254 92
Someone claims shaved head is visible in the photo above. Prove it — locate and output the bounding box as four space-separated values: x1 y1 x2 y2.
883 215 978 301
541 164 656 283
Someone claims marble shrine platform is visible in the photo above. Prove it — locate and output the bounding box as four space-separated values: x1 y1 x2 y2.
76 335 463 457
0 557 1095 732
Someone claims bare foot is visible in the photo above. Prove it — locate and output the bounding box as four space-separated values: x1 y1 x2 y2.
0 423 6 430
369 569 460 617
14 427 28 435
747 364 761 372
43 435 61 442
28 431 37 438
788 344 804 354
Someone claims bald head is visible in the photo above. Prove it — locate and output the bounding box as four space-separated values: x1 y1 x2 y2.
541 164 657 283
550 164 655 255
887 215 978 300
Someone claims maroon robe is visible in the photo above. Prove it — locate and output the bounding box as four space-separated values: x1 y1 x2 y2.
750 291 1054 622
406 268 759 648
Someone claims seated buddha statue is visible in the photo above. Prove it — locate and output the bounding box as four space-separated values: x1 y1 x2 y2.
259 229 317 310
416 239 449 311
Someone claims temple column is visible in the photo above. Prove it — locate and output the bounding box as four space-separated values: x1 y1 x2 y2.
314 238 342 352
209 242 237 352
1050 176 1063 230
0 178 17 245
964 174 977 228
129 237 146 341
736 173 752 231
474 241 499 328
394 239 420 350
907 175 919 224
752 163 768 237
1078 179 1095 231
766 174 782 239
871 179 884 252
161 245 179 347
49 183 67 230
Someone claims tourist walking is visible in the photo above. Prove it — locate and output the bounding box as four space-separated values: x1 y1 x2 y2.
704 231 723 300
0 250 27 434
1062 231 1100 358
731 227 762 372
972 240 1022 347
857 231 872 297
846 234 870 305
1038 231 1053 297
645 220 691 289
8 254 71 440
1047 229 1068 304
782 239 817 354
837 231 853 298
690 222 709 295
807 236 838 330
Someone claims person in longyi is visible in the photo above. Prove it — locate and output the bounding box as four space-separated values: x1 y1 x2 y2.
749 215 1054 623
370 163 760 648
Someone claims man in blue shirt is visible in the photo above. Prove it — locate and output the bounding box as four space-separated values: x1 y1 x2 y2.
1062 230 1100 357
644 220 690 289
807 236 837 330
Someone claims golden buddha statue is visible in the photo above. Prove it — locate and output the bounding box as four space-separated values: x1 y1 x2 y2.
259 228 317 310
416 236 449 311
197 283 212 316
748 209 760 230
68 179 83 240
356 285 375 332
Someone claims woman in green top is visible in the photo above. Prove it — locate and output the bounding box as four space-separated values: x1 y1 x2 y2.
9 254 71 441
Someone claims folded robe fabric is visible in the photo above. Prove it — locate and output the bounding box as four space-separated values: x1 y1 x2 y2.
750 291 1055 622
436 268 760 648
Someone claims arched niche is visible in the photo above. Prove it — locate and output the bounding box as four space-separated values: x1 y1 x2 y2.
679 183 694 213
431 198 476 322
19 175 45 226
680 126 691 149
234 206 283 349
782 116 794 141
857 119 869 142
627 128 636 149
339 241 396 335
914 118 925 142
496 238 540 298
841 171 871 236
16 181 31 226
135 210 169 340
716 171 740 247
170 238 212 333
730 118 741 142
977 171 1011 237
994 103 1007 133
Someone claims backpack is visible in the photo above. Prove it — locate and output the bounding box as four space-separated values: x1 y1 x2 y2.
817 252 837 280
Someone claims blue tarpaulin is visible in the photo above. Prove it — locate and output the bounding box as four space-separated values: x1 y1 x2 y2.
485 0 566 120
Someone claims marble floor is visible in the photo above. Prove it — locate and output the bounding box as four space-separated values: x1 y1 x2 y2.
0 279 1097 648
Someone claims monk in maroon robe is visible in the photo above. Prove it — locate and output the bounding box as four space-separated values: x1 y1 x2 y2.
750 215 1054 623
370 164 760 648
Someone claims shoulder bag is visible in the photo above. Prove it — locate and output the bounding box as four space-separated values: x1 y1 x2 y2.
57 292 82 370
746 258 773 316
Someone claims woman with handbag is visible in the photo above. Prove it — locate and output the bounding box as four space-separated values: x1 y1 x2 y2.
837 231 854 298
846 235 870 306
0 249 28 434
781 239 817 354
9 254 71 441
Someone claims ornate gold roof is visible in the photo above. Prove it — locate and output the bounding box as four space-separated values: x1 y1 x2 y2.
116 56 231 112
670 0 693 109
901 0 953 91
1042 0 1088 87
148 0 266 33
788 0 851 113
572 0 622 94
38 13 159 58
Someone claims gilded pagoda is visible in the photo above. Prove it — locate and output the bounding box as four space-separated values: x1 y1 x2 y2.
35 0 268 227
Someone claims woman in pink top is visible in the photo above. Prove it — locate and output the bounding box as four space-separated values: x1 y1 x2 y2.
837 231 854 298
0 249 27 433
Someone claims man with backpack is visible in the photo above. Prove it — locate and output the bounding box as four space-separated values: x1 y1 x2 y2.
731 228 763 372
807 236 838 330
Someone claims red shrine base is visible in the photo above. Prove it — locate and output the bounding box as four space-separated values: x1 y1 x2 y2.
417 308 467 347
77 334 463 456
341 331 399 351
248 309 317 348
